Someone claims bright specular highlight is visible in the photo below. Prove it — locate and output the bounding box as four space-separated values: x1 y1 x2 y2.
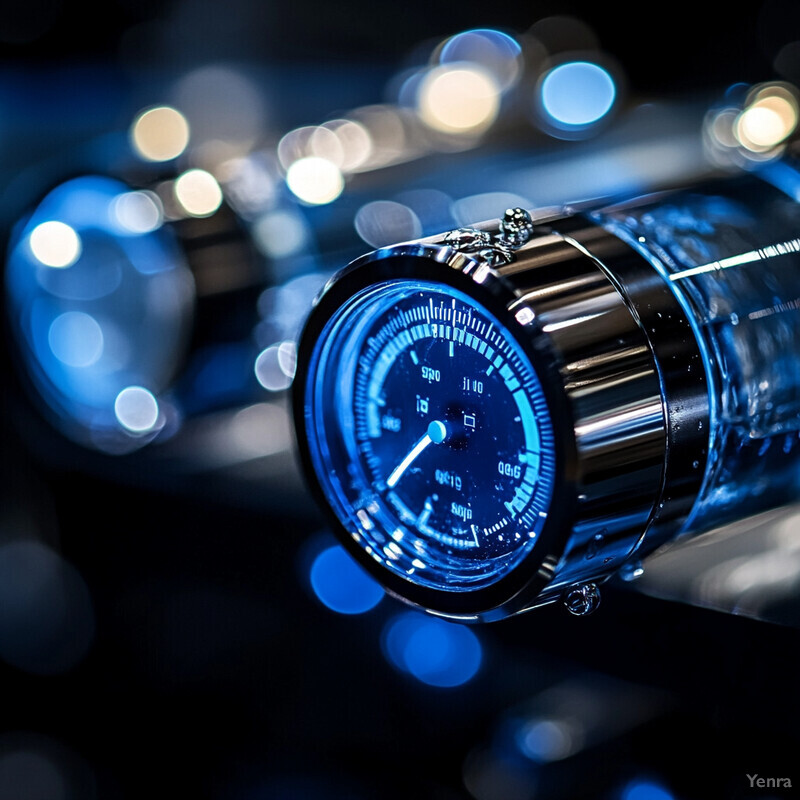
114 386 160 433
29 221 81 268
285 157 344 205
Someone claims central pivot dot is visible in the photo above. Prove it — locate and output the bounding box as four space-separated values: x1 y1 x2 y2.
427 420 447 444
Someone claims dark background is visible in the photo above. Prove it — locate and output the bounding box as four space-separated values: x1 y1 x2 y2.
1 2 800 799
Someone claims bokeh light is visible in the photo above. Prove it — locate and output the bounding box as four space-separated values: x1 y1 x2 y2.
537 60 616 134
256 272 328 348
111 191 163 234
307 126 345 166
348 105 413 169
215 153 278 217
174 168 224 217
310 545 384 614
277 119 373 173
114 386 160 433
254 343 295 391
621 779 674 800
418 65 501 135
276 340 297 379
322 119 373 171
48 311 104 368
172 65 266 151
438 28 522 91
130 105 190 162
28 221 81 268
277 126 318 169
0 733 97 800
735 84 799 151
515 717 579 762
5 175 193 452
285 157 344 205
0 749 66 800
252 210 310 259
0 541 95 675
383 611 482 687
355 200 422 248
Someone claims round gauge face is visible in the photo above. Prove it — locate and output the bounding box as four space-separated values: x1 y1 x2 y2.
303 278 557 594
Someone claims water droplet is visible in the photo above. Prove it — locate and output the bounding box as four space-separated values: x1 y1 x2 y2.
692 460 699 469
730 312 739 326
619 561 644 582
585 531 605 560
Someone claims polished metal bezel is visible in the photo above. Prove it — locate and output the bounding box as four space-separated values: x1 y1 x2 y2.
294 208 712 620
293 241 579 621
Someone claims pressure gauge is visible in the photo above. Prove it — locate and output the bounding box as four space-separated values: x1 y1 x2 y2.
302 276 561 590
294 168 800 621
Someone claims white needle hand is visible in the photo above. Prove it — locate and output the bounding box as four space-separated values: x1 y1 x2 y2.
386 420 447 489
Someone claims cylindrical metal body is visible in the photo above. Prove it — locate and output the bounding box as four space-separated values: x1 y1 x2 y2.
293 163 800 620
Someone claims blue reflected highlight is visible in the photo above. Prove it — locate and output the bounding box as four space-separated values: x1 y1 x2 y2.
383 611 482 687
440 29 522 91
310 546 384 615
621 779 674 800
515 718 575 762
539 61 616 132
4 175 194 452
48 311 104 368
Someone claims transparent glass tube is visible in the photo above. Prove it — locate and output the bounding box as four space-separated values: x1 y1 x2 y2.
592 161 800 534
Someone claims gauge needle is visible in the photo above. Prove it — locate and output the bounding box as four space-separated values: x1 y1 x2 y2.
386 420 447 488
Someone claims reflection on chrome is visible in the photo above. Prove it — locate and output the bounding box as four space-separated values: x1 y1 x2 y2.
636 504 800 624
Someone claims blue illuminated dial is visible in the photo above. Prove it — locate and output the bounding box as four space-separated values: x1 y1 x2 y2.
305 278 556 593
